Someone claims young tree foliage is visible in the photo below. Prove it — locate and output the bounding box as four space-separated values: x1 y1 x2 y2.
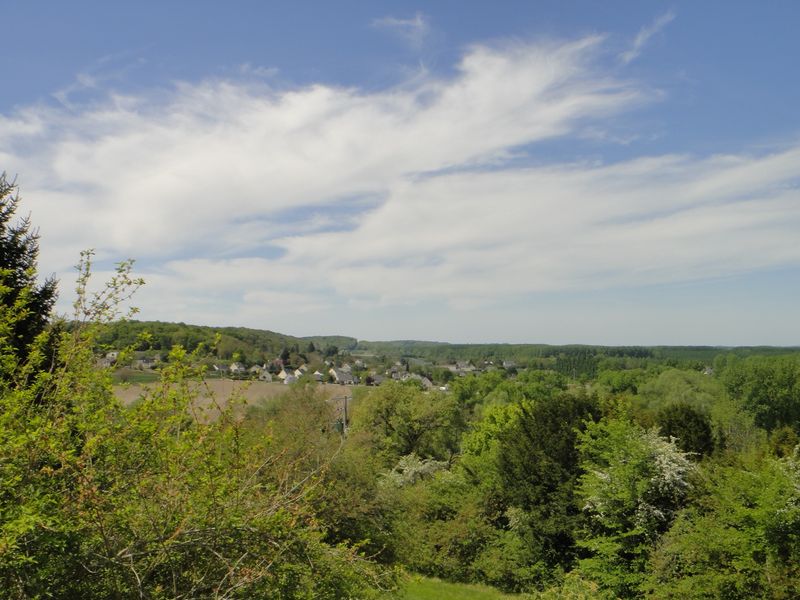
350 381 463 463
646 452 800 598
576 418 694 597
721 356 800 433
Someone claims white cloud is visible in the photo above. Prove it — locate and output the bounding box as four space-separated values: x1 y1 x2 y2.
372 12 430 50
619 10 675 64
51 51 149 108
3 36 639 269
237 63 279 79
2 34 799 342
273 149 800 305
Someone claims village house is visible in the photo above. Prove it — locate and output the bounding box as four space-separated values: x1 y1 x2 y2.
229 362 246 376
329 367 355 385
400 372 434 390
387 363 406 379
132 357 158 370
96 356 115 369
446 360 476 377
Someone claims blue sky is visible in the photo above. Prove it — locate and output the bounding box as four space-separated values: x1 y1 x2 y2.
2 1 800 345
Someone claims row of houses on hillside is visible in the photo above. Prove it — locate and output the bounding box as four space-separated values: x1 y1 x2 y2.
275 364 326 384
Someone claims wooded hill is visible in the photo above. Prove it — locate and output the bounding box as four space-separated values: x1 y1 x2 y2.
96 320 800 375
93 319 358 363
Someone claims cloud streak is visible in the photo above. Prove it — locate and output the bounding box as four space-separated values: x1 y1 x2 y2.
619 10 675 64
372 12 430 50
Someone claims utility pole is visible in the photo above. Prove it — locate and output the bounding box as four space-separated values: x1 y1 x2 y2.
334 395 351 436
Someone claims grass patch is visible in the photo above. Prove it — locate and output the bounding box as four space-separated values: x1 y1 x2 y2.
397 576 521 600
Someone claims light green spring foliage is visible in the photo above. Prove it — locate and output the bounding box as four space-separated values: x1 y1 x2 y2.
645 450 800 599
593 368 648 397
719 355 800 434
575 418 694 598
350 380 464 464
601 366 762 454
397 575 521 599
529 572 605 600
0 255 395 599
636 368 722 413
369 373 590 595
357 363 800 598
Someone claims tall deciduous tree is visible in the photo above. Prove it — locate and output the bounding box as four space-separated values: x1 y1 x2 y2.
350 381 463 463
576 418 694 597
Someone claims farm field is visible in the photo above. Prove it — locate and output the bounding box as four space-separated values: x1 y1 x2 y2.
114 379 353 412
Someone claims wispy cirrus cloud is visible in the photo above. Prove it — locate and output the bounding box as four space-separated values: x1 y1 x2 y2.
372 12 430 50
619 10 675 64
51 50 149 108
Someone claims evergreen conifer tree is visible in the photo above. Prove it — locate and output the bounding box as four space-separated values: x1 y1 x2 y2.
0 173 57 365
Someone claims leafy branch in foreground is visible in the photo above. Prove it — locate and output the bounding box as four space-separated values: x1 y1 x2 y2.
71 249 145 325
0 252 395 598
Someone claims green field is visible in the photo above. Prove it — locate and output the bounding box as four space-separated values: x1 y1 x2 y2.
397 576 521 600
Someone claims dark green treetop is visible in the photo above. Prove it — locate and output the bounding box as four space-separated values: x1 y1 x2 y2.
0 173 57 365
